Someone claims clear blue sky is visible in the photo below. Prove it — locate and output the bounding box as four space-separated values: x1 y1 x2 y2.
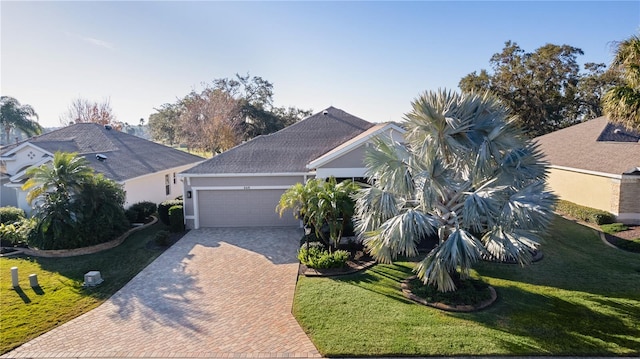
1 1 638 128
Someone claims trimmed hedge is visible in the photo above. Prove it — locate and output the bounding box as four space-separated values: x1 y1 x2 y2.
555 199 615 225
0 206 26 225
127 201 157 223
159 199 183 225
168 205 184 232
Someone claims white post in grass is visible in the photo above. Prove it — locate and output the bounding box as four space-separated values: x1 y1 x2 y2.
11 267 19 287
29 274 39 288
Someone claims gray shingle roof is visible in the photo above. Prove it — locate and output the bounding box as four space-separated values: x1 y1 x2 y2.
183 106 374 174
535 116 640 175
1 123 203 182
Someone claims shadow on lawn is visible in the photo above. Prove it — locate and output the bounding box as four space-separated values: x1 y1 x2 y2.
336 263 415 304
454 285 640 355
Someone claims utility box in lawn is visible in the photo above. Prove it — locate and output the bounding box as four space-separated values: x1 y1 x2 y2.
84 271 103 287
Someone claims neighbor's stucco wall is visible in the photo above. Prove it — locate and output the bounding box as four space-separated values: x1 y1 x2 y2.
122 163 196 207
0 177 18 208
617 175 640 224
546 168 619 214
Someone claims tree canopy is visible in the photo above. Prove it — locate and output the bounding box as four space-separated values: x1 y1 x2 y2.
603 33 640 132
148 73 311 153
0 96 43 146
353 90 556 292
459 41 621 137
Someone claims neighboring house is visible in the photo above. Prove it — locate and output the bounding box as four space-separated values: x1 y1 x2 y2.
535 116 640 224
0 123 204 213
180 106 405 229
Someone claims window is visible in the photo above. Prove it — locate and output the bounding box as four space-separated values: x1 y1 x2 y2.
173 172 176 184
165 174 170 195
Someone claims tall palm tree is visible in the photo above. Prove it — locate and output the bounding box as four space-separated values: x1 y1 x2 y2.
353 90 556 292
603 33 640 132
0 96 43 145
22 152 94 206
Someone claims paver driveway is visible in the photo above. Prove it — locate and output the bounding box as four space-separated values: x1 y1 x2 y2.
3 227 321 358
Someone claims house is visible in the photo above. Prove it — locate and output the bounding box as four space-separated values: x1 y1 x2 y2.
0 123 204 213
535 116 640 224
180 106 405 229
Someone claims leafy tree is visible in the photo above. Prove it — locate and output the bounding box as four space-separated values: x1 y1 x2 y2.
353 90 556 292
460 41 614 137
148 103 181 145
147 73 312 151
577 63 622 120
59 97 116 126
0 96 43 145
178 88 242 153
277 177 360 250
603 33 640 132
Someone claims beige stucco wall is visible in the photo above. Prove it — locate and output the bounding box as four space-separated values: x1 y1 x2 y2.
122 163 197 207
547 168 619 214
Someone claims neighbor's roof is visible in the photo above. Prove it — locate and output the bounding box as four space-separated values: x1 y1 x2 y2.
183 106 374 174
534 116 640 175
0 123 203 182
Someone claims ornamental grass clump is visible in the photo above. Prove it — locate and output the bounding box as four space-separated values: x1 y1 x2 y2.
354 90 556 292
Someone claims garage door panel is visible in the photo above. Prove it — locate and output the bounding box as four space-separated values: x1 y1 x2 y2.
198 189 299 228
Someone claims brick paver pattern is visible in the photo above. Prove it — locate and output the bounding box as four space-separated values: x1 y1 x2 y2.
3 227 321 358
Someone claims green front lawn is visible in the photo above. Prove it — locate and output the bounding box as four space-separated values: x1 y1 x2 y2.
0 223 172 354
293 216 640 356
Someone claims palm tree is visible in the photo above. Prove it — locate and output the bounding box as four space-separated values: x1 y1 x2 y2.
278 177 360 250
353 90 556 292
22 152 94 206
0 96 43 145
22 152 95 249
603 33 640 132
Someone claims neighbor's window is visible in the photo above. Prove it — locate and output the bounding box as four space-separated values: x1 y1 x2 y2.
165 174 170 195
173 172 176 184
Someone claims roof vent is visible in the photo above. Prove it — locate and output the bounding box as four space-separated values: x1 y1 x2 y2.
96 154 107 162
104 124 112 130
323 110 328 115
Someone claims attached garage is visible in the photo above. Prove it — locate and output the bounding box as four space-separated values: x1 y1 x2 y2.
195 188 299 228
180 107 405 229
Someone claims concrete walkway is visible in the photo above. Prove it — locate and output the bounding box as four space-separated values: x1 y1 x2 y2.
3 228 321 359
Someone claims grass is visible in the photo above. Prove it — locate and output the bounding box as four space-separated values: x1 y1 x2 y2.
0 223 172 354
293 216 640 356
600 222 629 234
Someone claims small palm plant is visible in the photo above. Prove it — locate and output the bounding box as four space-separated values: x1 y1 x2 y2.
353 90 556 292
277 177 359 251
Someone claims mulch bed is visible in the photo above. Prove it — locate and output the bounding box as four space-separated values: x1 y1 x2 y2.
299 250 377 276
610 225 640 240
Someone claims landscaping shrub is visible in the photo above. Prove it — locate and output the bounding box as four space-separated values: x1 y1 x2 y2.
159 199 183 225
168 205 184 232
600 223 629 234
555 200 615 225
0 206 26 225
0 218 35 247
127 201 157 223
125 208 139 223
154 230 171 246
298 243 350 269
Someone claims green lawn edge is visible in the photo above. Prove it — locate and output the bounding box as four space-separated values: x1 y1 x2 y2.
0 223 171 354
293 216 640 356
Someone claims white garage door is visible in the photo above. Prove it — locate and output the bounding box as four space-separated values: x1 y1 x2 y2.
197 189 300 228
